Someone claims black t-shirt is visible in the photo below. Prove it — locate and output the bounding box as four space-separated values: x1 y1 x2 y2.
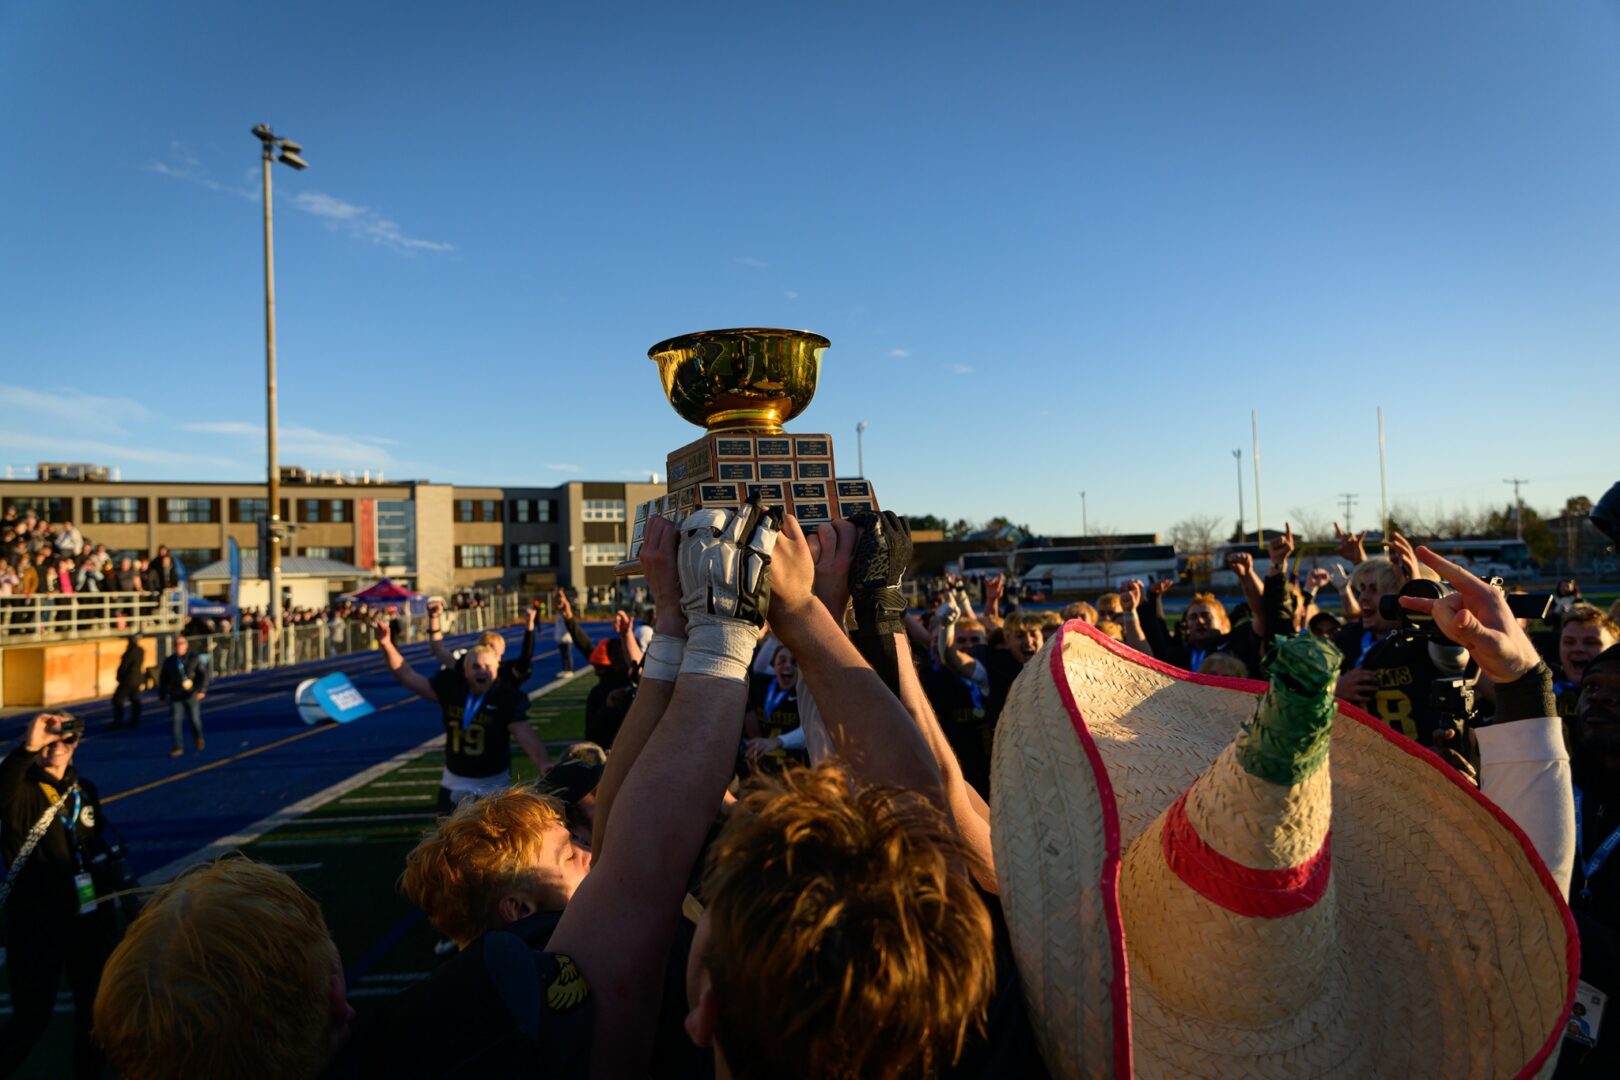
978 648 1025 728
743 677 807 774
338 915 592 1078
430 665 528 780
1355 631 1471 748
942 887 1048 1079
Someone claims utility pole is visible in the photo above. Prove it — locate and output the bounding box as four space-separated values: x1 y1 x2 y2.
1339 493 1359 534
1377 406 1390 540
1504 478 1529 541
855 420 868 478
1232 449 1244 541
252 124 308 647
1251 410 1263 546
1079 491 1088 536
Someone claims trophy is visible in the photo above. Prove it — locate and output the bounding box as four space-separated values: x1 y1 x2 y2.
616 327 879 574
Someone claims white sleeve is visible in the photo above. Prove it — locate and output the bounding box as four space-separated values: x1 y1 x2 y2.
794 672 834 765
1476 716 1574 898
777 725 808 752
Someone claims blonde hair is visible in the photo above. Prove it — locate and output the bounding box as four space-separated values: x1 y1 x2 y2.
1095 592 1123 617
1198 652 1251 679
1039 610 1064 634
702 765 995 1078
476 631 505 653
1061 601 1097 625
94 859 340 1079
400 786 567 946
1097 620 1126 642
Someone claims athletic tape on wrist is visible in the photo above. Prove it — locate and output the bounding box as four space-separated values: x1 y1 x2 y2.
680 620 758 684
641 633 686 683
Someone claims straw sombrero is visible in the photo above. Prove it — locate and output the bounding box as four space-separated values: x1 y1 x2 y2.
990 620 1577 1078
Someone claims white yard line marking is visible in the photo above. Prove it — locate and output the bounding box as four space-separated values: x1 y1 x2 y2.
255 836 366 848
140 676 581 884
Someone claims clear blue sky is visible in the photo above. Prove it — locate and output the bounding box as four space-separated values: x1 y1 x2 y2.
3 1 1617 538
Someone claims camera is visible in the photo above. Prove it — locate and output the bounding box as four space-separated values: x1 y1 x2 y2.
57 717 77 735
1376 579 1552 638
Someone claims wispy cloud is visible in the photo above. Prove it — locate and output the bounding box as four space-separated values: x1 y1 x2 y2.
888 348 911 358
144 142 257 200
0 431 241 470
546 463 584 473
784 290 799 300
179 420 398 468
292 191 454 254
943 363 974 375
0 385 152 435
733 256 769 269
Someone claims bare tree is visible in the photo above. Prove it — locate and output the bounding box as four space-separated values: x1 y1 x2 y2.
1286 508 1331 544
1169 514 1223 559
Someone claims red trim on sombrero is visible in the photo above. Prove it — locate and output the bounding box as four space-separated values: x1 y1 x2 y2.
1160 790 1331 918
1048 621 1133 1079
1051 618 1580 1080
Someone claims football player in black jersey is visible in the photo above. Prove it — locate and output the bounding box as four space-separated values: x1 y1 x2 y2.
377 621 552 812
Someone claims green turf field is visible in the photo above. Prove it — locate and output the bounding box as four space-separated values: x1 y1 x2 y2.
3 673 596 1077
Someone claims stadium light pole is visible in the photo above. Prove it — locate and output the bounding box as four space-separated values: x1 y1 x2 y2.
252 124 308 646
856 420 869 478
1233 449 1244 542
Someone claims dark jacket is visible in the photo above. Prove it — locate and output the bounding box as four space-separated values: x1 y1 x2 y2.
0 747 114 917
116 642 145 688
158 652 208 701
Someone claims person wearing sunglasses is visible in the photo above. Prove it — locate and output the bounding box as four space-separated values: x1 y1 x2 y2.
0 712 121 1078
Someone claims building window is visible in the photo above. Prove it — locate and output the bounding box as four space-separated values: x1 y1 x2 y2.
511 543 556 569
171 548 220 572
3 497 68 521
299 499 351 524
301 546 354 563
456 499 473 523
582 499 626 522
453 499 502 523
583 541 624 566
86 497 145 525
377 500 416 569
329 499 348 524
510 499 557 524
162 498 218 524
230 498 287 523
456 544 501 569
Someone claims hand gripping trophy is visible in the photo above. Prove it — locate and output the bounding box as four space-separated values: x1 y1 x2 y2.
616 328 878 574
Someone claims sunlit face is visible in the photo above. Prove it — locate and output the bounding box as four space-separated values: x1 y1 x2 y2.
174 637 189 656
957 626 987 651
1183 602 1228 648
39 734 77 773
1561 622 1617 683
1356 582 1400 634
464 653 497 692
531 821 591 908
1006 627 1043 664
772 648 797 688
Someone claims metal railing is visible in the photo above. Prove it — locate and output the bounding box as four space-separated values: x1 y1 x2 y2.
0 589 187 641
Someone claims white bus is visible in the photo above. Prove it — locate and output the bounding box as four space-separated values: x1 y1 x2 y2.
1015 543 1179 596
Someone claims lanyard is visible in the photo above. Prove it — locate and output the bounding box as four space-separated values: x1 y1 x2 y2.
47 786 87 872
764 681 791 720
1574 788 1620 901
462 689 490 732
1189 647 1208 673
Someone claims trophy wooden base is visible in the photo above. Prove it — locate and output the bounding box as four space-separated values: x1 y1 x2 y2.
614 430 878 575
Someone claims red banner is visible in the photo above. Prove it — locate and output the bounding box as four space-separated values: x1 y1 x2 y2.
358 498 377 569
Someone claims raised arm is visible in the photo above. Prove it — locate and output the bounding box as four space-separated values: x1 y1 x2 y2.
548 501 776 1074
555 589 593 657
769 515 945 806
375 621 437 703
1138 577 1177 656
424 599 454 669
592 516 684 856
1115 579 1154 656
615 610 643 669
1231 550 1267 638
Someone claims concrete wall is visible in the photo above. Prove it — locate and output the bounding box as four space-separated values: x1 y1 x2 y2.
412 484 456 598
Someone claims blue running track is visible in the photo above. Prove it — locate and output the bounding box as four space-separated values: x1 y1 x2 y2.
0 623 609 879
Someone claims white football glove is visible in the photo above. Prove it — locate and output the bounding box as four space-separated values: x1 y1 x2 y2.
676 499 782 682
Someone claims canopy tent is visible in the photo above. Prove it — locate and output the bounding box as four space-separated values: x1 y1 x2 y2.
342 578 429 617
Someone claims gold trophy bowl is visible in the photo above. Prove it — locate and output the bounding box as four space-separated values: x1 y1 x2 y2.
649 328 829 433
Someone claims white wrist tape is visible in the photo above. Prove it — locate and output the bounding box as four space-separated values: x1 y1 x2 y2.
641 633 686 683
680 620 758 684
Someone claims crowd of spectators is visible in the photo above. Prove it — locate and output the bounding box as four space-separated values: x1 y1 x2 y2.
4 487 1619 1075
1 507 190 633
